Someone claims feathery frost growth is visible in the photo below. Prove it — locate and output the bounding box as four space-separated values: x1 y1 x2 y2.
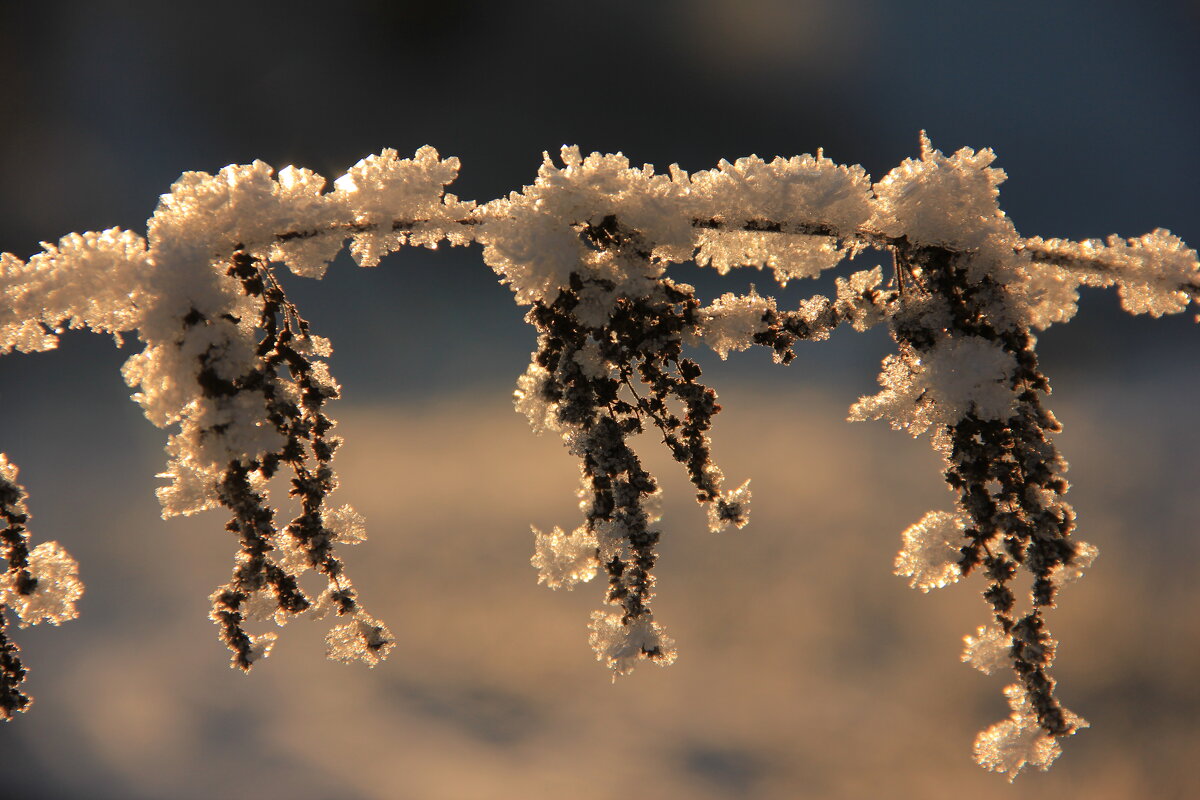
1 135 1196 778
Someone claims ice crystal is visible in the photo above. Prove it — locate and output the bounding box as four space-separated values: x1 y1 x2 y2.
974 684 1088 779
962 625 1012 676
0 454 83 717
531 526 599 589
697 289 777 359
325 614 395 667
2 542 83 628
849 335 1019 436
894 511 967 591
588 608 677 676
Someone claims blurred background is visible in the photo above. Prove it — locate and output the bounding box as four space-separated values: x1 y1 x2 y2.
0 1 1197 797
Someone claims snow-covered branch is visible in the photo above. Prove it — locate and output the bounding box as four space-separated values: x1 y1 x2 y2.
1 135 1195 778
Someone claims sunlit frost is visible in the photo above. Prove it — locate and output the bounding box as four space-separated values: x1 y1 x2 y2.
894 510 967 591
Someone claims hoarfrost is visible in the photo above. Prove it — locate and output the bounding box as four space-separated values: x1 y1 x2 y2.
871 133 1012 252
572 337 610 379
334 146 471 267
894 510 967 591
1023 229 1198 318
962 625 1012 675
694 229 842 284
1051 540 1098 588
834 266 887 332
530 525 598 589
326 504 368 545
244 632 278 666
849 336 1018 436
3 541 84 627
706 479 752 533
326 613 395 667
1 229 150 354
588 608 677 676
242 588 290 626
476 147 693 306
973 684 1088 779
1006 256 1084 330
697 290 775 359
0 138 1192 765
684 151 873 235
513 363 558 436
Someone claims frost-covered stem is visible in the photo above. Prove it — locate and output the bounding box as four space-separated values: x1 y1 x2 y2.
519 213 751 671
0 613 28 719
0 472 36 598
528 279 666 648
1022 242 1200 299
578 216 745 526
212 460 306 670
893 239 1081 738
228 251 354 610
0 469 34 718
203 249 373 668
261 210 1200 314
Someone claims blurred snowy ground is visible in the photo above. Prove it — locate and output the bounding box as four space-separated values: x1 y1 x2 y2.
0 361 1195 799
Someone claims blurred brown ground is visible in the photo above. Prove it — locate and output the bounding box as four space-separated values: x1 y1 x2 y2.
2 379 1195 799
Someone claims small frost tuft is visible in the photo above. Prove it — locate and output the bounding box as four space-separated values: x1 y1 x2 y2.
973 684 1088 780
894 510 967 591
326 613 395 667
706 480 752 533
326 504 368 545
531 525 598 589
962 625 1011 675
3 542 84 627
697 290 775 359
1051 541 1098 588
588 608 677 676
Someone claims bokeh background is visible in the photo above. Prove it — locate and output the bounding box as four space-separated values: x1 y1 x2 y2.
1 1 1198 798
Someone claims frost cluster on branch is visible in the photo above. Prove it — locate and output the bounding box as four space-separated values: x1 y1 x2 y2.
1 146 472 692
1 136 1196 777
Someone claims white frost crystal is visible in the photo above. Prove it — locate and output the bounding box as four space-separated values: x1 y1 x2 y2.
588 608 677 676
850 336 1018 436
1023 229 1199 319
244 632 278 666
0 137 1193 766
962 625 1012 675
513 363 558 436
531 525 598 589
334 146 473 267
2 541 84 627
476 147 692 306
685 151 874 236
1051 540 1098 588
870 133 1013 252
694 229 843 284
697 290 775 359
325 613 395 667
973 684 1088 779
834 266 887 332
706 479 752 533
326 504 368 545
893 510 967 591
1 229 151 354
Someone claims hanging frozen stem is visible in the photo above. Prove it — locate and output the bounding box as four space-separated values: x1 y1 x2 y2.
0 455 83 718
503 214 747 675
201 248 391 670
